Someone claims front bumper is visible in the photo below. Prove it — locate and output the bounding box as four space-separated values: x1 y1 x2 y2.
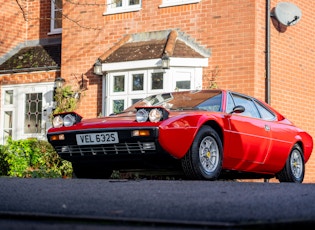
48 127 160 157
47 127 181 170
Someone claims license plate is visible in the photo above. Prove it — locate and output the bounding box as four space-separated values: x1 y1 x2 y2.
76 132 119 145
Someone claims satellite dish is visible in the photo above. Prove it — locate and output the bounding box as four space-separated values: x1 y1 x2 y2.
274 2 302 26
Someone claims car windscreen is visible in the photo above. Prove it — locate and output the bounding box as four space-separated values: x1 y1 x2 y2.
124 90 223 112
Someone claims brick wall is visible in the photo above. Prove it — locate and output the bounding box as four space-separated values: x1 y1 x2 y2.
0 71 57 85
0 0 25 57
0 0 59 59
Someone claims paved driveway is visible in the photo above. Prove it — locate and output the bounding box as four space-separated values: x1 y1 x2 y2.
1 178 315 229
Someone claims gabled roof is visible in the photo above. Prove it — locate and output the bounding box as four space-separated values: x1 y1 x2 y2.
0 44 61 74
99 30 210 63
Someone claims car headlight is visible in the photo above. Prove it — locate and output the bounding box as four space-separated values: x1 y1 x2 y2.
52 115 64 128
149 109 162 122
136 109 149 122
63 114 76 127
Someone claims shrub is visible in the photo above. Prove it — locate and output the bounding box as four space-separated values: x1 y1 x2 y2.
0 138 72 178
0 144 9 176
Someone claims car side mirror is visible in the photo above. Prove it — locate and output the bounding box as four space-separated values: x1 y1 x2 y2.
230 105 245 114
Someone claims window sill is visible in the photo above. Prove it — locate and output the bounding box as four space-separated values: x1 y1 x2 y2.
159 0 201 8
47 30 62 36
103 6 142 15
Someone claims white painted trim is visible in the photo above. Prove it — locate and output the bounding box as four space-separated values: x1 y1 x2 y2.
102 59 161 72
50 0 62 34
104 0 142 15
101 57 208 72
159 0 201 8
103 7 141 15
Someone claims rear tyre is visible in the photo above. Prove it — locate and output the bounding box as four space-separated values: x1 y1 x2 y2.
276 144 304 183
181 126 223 180
72 163 113 179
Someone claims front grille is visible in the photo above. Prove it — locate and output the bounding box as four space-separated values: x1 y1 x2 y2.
55 142 156 157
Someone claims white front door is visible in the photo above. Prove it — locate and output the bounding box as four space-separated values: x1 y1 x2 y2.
0 82 55 144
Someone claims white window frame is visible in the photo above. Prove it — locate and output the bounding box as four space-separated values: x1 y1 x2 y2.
103 68 199 116
147 69 167 94
128 70 147 95
171 68 200 91
49 0 62 35
101 57 207 116
109 97 127 115
104 0 142 15
110 72 128 95
159 0 201 8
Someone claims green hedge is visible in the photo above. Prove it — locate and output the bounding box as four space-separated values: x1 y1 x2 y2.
0 138 72 178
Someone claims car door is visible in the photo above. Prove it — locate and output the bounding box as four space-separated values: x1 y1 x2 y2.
224 92 272 164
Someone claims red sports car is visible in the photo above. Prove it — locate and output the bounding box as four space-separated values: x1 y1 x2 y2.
47 90 313 182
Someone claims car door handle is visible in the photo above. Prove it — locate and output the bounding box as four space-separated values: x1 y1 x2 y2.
264 125 270 131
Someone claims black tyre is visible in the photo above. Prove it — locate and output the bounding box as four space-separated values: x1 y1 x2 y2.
72 163 113 179
276 144 305 183
181 126 223 180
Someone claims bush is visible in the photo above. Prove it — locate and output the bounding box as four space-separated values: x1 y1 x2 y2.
0 138 72 178
0 144 9 175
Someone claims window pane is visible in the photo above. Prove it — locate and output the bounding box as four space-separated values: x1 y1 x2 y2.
132 74 144 91
113 100 124 113
226 93 235 113
3 111 12 142
54 11 62 29
232 94 260 118
55 0 62 9
129 0 139 5
176 81 190 89
112 0 122 8
132 98 141 104
4 111 12 130
53 0 62 29
24 93 42 133
255 101 275 121
151 73 163 90
5 90 13 105
114 75 125 92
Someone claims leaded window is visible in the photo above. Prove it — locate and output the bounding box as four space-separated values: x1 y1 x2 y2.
24 93 42 133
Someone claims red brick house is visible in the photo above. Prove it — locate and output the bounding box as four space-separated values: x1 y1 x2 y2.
1 0 314 182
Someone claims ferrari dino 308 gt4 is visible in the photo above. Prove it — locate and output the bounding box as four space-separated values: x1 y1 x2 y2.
47 90 313 183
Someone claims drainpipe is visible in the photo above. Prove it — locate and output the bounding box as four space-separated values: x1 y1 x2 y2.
265 0 271 104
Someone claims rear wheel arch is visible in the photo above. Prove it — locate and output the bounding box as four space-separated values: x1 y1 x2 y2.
276 143 305 183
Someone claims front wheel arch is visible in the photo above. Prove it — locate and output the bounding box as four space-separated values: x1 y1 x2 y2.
181 125 223 180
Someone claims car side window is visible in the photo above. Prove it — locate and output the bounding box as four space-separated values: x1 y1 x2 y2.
231 93 260 118
226 93 235 113
254 100 276 121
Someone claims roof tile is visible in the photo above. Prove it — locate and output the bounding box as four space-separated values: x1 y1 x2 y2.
0 44 61 72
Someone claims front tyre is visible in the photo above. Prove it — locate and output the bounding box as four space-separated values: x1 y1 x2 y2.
276 144 305 183
181 126 223 180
